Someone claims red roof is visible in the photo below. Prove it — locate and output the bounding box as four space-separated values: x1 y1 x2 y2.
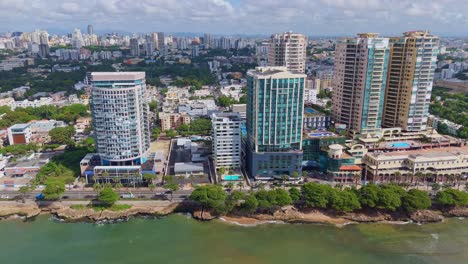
339 165 361 171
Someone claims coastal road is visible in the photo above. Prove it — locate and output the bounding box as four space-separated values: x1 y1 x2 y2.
0 189 194 201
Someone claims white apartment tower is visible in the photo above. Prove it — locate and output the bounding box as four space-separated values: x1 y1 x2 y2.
268 32 307 73
211 112 242 170
91 72 151 166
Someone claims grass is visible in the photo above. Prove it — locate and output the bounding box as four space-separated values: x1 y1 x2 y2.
70 204 132 212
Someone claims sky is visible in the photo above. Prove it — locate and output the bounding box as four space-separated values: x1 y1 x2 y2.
1 0 467 36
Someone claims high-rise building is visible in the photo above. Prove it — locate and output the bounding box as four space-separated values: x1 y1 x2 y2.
191 45 199 58
130 38 140 57
382 31 439 131
268 32 307 73
332 33 390 135
144 34 155 56
87 25 94 35
203 33 212 49
246 66 306 179
211 112 242 170
90 72 150 166
157 32 165 50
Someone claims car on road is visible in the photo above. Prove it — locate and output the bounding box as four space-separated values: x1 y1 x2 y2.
121 192 135 199
0 195 10 199
62 196 70 199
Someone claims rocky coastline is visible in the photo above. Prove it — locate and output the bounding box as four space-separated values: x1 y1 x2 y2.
0 201 466 226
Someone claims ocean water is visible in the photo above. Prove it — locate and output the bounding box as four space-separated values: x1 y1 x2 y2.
0 215 466 264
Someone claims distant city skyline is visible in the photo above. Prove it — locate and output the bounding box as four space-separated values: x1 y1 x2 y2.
1 0 468 36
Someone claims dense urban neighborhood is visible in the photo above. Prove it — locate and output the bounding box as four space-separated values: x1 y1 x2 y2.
0 27 467 220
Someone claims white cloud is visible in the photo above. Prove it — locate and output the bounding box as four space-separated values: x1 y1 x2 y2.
0 0 466 35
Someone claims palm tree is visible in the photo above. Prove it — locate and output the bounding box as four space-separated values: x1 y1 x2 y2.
92 182 102 194
425 173 432 190
149 183 156 196
102 171 110 184
394 171 401 184
237 181 244 191
115 183 124 189
353 172 361 187
415 172 423 186
188 174 195 187
455 174 462 189
225 182 234 193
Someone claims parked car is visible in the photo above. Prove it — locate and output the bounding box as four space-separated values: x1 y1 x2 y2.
121 192 134 199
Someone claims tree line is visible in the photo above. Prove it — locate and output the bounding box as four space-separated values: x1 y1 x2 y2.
189 183 468 216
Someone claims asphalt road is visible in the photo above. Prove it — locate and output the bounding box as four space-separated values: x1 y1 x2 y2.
0 189 194 201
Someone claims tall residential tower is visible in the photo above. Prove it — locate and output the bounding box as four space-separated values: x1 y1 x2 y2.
246 66 306 179
332 33 390 135
91 72 151 166
382 31 439 131
268 32 307 73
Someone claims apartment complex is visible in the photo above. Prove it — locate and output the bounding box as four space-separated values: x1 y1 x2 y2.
159 112 191 131
364 146 468 181
246 66 306 179
91 72 151 165
332 33 390 135
211 112 242 170
382 31 439 131
268 32 307 73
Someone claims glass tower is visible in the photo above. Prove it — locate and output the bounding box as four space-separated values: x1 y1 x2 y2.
246 66 306 179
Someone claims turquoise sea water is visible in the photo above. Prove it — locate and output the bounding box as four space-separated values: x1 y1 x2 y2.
0 215 466 264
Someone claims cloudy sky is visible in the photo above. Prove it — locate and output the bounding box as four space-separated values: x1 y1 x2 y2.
1 0 467 36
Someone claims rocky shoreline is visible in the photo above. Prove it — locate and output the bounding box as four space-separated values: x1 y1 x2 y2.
0 201 466 226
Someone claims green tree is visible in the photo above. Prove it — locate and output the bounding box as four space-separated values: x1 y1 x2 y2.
435 188 468 207
242 194 259 213
98 187 119 207
165 129 177 138
377 186 402 211
289 187 301 202
230 190 246 202
49 126 76 146
43 179 65 200
358 184 380 208
164 183 179 201
189 185 228 215
19 186 30 203
291 171 299 179
402 189 432 212
237 181 244 191
301 182 333 208
143 173 157 185
217 95 233 107
329 189 361 212
93 182 102 193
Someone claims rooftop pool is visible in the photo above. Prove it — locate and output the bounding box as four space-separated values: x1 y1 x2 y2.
304 108 317 114
308 132 334 137
387 142 411 148
222 175 242 181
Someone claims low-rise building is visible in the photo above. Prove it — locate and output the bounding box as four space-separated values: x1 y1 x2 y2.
303 108 331 129
7 124 32 145
159 112 191 131
363 146 468 182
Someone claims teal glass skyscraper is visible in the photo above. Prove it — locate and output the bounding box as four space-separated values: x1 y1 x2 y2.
246 66 306 179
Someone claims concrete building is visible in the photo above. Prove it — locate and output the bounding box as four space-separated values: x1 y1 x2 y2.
304 88 318 104
91 72 150 166
231 104 246 120
157 32 165 50
130 38 140 57
159 112 191 131
211 112 242 170
382 31 439 132
303 108 331 129
363 146 468 182
246 66 306 179
268 32 307 73
145 34 155 56
7 124 32 145
332 33 390 135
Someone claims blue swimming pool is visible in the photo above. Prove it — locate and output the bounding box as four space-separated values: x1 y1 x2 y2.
223 175 242 181
388 142 411 148
304 108 317 114
308 132 334 137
